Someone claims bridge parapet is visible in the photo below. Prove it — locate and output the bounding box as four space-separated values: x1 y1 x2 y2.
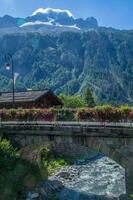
1 121 133 138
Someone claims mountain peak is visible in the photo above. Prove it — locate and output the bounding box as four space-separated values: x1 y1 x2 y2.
31 8 74 18
0 8 98 32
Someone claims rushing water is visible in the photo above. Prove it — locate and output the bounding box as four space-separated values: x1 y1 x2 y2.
46 155 126 200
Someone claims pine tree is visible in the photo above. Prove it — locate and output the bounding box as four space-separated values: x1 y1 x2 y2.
83 87 95 107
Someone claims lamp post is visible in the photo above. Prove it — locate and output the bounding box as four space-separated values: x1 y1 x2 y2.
5 53 15 107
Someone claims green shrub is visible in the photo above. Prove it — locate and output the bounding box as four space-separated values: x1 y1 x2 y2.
119 105 130 120
45 158 68 175
0 137 42 200
0 137 19 170
41 147 71 176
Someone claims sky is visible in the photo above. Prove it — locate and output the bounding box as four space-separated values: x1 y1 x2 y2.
0 0 132 30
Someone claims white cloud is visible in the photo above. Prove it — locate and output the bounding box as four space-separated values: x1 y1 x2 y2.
32 8 74 18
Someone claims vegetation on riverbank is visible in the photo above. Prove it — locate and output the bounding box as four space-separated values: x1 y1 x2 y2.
0 105 133 122
41 147 72 176
0 137 43 199
0 137 71 199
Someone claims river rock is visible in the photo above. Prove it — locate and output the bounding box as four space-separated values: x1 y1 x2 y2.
26 191 39 200
48 156 126 200
41 180 64 194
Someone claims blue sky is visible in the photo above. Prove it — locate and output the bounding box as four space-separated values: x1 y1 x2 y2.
0 0 132 29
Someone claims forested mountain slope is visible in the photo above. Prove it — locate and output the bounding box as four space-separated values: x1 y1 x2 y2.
0 29 133 104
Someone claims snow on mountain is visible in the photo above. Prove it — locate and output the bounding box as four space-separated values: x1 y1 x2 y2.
55 23 80 30
20 21 53 27
0 8 98 32
32 8 74 18
20 20 80 30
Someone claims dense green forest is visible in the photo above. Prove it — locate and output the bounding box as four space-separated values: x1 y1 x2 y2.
0 29 133 105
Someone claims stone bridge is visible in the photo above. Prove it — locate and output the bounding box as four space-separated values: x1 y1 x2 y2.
1 121 133 196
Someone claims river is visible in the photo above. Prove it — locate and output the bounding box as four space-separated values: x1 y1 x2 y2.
40 155 126 200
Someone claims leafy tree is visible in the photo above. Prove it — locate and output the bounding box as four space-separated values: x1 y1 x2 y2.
59 94 85 108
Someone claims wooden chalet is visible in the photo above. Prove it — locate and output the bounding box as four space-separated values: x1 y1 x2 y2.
0 90 63 109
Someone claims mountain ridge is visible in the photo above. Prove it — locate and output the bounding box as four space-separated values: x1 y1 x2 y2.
0 8 132 105
0 8 98 32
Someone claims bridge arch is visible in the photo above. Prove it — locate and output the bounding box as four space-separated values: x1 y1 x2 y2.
1 122 133 196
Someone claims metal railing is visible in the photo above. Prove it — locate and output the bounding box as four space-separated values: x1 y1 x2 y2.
1 120 133 128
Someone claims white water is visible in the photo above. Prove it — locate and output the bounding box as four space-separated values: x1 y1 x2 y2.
49 156 126 200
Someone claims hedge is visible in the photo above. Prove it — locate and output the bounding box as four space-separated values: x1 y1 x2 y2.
0 106 133 122
0 108 55 121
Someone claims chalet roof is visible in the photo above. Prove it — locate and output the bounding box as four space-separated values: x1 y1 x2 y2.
0 90 50 103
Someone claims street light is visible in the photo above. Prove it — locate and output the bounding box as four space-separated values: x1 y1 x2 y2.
5 53 15 107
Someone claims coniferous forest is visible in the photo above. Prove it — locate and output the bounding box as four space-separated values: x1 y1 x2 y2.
0 29 133 105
